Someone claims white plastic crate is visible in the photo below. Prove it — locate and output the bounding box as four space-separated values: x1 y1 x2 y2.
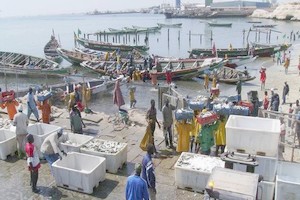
257 181 275 200
27 123 61 158
80 138 127 174
275 161 300 200
174 152 224 193
0 129 17 160
52 152 106 194
60 133 93 153
225 115 280 157
232 153 278 182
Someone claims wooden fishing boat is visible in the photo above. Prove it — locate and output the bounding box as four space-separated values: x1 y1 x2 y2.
0 51 65 77
132 25 161 32
80 60 118 75
151 58 224 80
157 23 182 28
199 66 256 84
224 55 258 68
44 34 62 63
189 44 290 58
57 48 101 65
208 22 232 27
247 21 262 24
253 24 277 28
75 35 149 53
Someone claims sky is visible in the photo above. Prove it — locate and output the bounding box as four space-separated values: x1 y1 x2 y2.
0 0 289 17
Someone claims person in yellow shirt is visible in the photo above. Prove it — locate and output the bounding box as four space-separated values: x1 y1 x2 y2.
204 74 209 91
129 87 137 108
191 110 201 152
212 75 217 88
175 120 193 153
214 115 226 156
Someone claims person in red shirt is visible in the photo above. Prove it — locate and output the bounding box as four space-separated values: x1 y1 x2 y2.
25 134 41 193
165 70 172 85
263 91 269 110
259 67 266 91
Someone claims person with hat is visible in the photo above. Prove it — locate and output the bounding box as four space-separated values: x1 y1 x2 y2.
125 163 149 200
13 105 29 159
25 134 41 193
1 96 19 120
40 129 67 173
27 87 39 122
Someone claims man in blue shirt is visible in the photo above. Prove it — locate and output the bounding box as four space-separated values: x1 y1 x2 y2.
125 164 149 200
142 144 156 200
27 87 39 122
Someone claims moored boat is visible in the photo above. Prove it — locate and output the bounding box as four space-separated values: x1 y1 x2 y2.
157 23 182 28
253 24 277 28
44 34 62 63
208 22 232 27
57 48 101 65
0 51 65 77
80 60 118 75
75 35 149 53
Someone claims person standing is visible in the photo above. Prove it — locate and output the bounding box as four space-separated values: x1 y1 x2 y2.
165 70 172 85
1 97 19 120
203 74 209 91
162 98 177 149
40 129 67 173
13 105 29 159
25 134 41 193
236 79 242 102
27 87 39 122
142 144 156 200
70 105 85 134
175 119 192 153
282 82 289 104
146 100 161 154
113 79 125 110
214 115 226 156
276 51 282 65
38 99 51 124
263 91 269 110
259 68 266 91
129 87 137 108
298 55 300 76
125 164 149 200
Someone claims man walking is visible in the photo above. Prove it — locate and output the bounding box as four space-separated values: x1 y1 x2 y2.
27 87 39 122
236 79 242 102
282 82 289 104
125 164 149 200
13 105 29 159
162 98 177 149
142 144 156 200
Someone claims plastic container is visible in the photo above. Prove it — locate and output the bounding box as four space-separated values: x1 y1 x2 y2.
60 133 94 153
27 123 61 158
0 129 17 160
0 90 15 103
188 101 206 110
232 153 278 182
257 181 275 200
52 152 106 194
80 139 127 174
175 109 194 121
174 152 224 193
226 115 280 157
37 91 52 102
275 161 300 200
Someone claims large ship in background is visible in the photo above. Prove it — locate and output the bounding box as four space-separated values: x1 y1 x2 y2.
163 0 273 19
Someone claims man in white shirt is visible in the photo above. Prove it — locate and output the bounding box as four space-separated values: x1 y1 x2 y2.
13 105 29 159
40 129 67 173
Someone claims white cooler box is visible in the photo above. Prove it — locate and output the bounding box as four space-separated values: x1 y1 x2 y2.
80 138 127 174
275 161 300 200
27 123 61 158
0 129 17 160
52 152 106 194
60 133 94 153
257 181 275 200
174 152 224 193
226 115 280 157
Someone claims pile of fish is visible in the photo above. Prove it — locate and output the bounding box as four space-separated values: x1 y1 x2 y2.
63 140 79 146
0 119 13 129
176 153 224 172
81 139 126 154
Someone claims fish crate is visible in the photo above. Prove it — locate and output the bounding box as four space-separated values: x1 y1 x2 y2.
60 133 94 153
52 152 106 194
80 138 127 174
225 115 280 157
174 152 224 193
0 90 15 103
210 88 220 96
232 152 278 182
275 161 300 200
238 101 254 113
188 101 206 111
0 129 17 160
196 111 218 125
175 109 194 121
27 123 61 158
37 91 52 102
257 181 275 200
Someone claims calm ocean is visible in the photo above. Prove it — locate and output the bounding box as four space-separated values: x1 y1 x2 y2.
0 13 299 113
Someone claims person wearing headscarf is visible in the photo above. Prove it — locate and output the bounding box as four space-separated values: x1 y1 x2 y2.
38 99 51 124
13 105 29 159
